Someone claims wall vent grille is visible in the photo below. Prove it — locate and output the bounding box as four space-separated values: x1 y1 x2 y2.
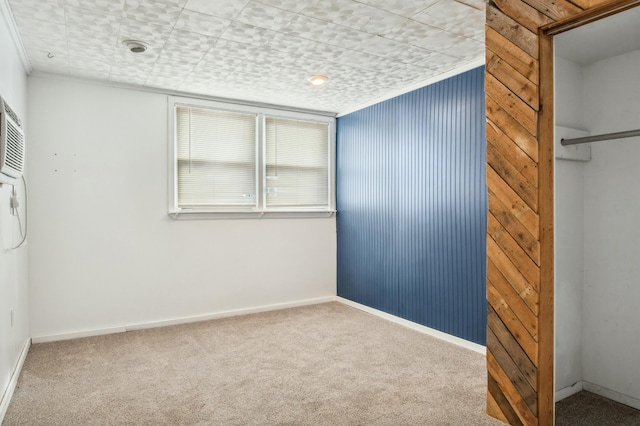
0 96 25 184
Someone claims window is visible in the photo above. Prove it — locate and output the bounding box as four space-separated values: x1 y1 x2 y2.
169 97 335 218
265 117 329 210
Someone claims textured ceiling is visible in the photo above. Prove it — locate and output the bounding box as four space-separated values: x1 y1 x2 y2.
7 0 486 113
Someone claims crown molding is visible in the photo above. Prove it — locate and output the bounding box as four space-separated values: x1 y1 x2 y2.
0 0 32 74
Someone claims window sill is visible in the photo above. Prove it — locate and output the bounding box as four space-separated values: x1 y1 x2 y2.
168 210 336 220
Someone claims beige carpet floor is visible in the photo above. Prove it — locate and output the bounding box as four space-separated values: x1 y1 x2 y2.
3 302 504 425
555 391 640 425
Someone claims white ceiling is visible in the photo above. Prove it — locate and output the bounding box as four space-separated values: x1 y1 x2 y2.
555 6 640 66
6 0 486 114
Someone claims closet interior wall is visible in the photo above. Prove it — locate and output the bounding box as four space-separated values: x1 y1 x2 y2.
555 45 640 408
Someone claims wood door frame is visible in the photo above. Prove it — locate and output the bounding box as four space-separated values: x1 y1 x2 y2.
537 0 640 424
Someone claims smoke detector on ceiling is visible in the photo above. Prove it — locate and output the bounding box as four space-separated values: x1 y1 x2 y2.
123 40 148 53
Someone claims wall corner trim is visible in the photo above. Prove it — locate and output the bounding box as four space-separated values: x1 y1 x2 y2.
0 337 31 423
1 0 35 74
336 297 486 354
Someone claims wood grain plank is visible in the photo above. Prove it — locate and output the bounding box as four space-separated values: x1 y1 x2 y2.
489 373 525 426
487 142 539 212
487 166 539 238
568 0 592 7
486 49 539 111
487 120 538 188
486 97 538 163
488 306 538 389
584 0 624 6
486 26 539 84
487 278 539 365
487 4 539 59
487 350 538 425
486 72 538 137
487 234 540 309
487 325 538 414
487 390 511 425
493 0 554 33
488 212 540 287
520 0 583 20
489 188 540 266
487 253 539 322
488 256 538 335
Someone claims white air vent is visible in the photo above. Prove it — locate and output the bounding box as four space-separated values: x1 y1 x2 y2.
0 95 25 185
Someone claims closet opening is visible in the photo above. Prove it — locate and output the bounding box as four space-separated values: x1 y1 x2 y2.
552 4 640 424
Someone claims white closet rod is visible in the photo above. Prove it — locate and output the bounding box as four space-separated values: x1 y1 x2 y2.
561 129 640 146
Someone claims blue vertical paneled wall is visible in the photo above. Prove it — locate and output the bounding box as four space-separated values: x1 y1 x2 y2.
336 66 487 344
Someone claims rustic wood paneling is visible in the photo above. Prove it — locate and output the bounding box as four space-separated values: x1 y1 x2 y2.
486 97 539 162
483 1 635 424
489 374 525 426
487 4 539 58
487 144 539 211
486 50 539 111
487 121 539 188
488 213 540 286
493 0 554 32
487 278 538 364
520 0 582 20
486 72 538 136
488 188 540 264
486 26 539 84
488 349 538 425
487 167 539 235
487 235 539 310
487 320 537 414
487 257 538 340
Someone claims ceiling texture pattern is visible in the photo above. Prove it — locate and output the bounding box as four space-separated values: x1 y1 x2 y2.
7 0 486 113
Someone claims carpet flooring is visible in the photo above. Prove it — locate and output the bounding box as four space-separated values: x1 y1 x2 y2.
3 302 504 425
555 391 640 426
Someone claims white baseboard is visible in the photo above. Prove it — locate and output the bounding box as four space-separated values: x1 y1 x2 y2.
555 381 584 402
583 381 640 411
336 297 486 354
32 326 128 344
31 295 485 357
0 338 31 424
555 380 640 410
31 296 336 343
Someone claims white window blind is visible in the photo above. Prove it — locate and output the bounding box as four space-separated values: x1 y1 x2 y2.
176 106 256 209
170 96 334 217
265 118 329 210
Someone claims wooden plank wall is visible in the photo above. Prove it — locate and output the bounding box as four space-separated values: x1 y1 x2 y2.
484 0 617 425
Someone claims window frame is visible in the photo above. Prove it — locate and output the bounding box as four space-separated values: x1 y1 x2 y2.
167 96 336 219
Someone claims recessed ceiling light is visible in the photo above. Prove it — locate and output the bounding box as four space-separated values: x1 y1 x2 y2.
123 40 148 53
308 75 329 86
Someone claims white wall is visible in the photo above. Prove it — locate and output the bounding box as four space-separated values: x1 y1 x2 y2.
27 76 336 339
554 57 586 393
581 49 640 403
0 1 28 415
554 57 585 130
554 47 640 406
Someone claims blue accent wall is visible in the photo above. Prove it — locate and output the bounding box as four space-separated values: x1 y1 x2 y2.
336 66 487 344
